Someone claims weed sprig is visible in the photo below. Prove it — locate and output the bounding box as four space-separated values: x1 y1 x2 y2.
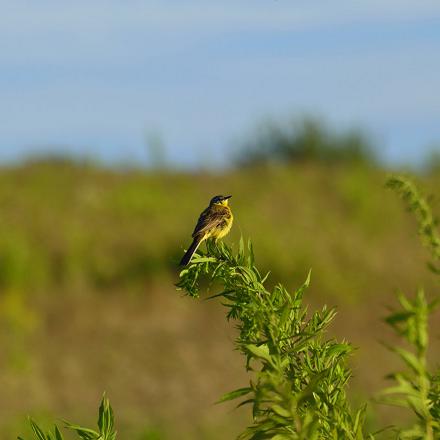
177 239 367 439
18 395 116 440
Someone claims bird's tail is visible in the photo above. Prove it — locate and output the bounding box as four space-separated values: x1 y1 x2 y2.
179 237 202 266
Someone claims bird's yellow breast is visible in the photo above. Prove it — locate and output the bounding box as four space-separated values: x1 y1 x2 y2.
214 211 233 239
210 207 233 240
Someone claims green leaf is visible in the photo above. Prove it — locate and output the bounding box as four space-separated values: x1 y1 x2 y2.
29 420 47 440
260 271 270 284
272 405 291 418
217 387 253 404
191 256 217 263
54 427 64 440
385 311 413 326
64 423 99 439
239 236 245 257
297 370 329 406
327 343 352 358
98 395 114 436
353 405 367 439
246 344 273 364
392 346 424 375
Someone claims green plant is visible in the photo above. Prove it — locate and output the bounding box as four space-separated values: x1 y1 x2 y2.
378 176 440 439
380 289 439 439
386 175 440 273
175 176 440 439
18 395 116 440
177 239 369 439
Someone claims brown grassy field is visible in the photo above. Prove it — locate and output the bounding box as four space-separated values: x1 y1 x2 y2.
1 160 439 438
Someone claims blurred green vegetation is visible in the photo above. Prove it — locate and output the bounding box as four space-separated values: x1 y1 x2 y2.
236 117 377 167
0 157 438 301
1 128 440 439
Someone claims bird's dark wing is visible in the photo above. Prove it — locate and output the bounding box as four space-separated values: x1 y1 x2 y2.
191 207 210 237
192 207 227 238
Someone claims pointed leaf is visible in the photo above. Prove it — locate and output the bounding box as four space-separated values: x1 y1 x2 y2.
29 420 47 440
217 387 253 404
246 344 273 364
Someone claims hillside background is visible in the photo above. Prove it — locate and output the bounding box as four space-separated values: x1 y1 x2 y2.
1 124 440 438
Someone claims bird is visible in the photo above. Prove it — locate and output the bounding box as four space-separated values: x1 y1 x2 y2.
180 195 233 266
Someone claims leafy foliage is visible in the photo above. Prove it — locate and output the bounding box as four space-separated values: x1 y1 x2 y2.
380 175 440 439
387 175 440 273
18 395 116 440
176 176 440 439
177 239 368 439
380 290 439 439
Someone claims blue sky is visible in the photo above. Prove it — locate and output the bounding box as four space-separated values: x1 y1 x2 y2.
1 0 440 167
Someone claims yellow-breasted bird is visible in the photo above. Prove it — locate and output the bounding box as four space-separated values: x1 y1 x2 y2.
180 195 233 266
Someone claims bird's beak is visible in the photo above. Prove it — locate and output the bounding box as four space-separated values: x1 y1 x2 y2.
223 195 232 200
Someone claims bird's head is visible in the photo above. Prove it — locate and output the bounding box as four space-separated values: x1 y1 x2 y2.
209 195 232 206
